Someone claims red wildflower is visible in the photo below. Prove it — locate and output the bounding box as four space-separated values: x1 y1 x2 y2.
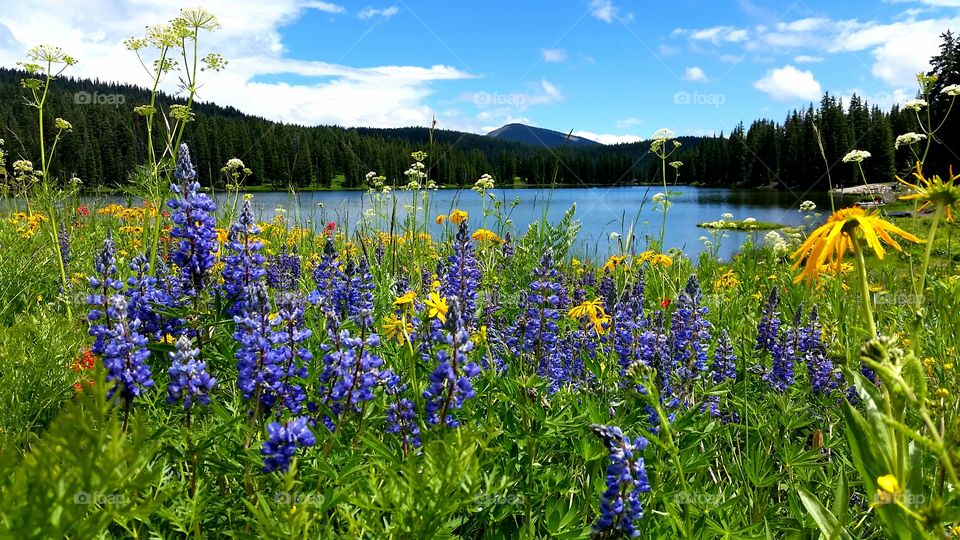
324 221 336 232
76 204 90 217
71 348 96 372
70 348 96 392
661 298 672 309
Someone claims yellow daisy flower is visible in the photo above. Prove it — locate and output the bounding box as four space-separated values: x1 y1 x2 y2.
471 228 503 243
449 209 468 225
568 298 610 336
382 313 413 344
898 163 960 222
791 207 923 285
424 292 449 323
394 291 417 311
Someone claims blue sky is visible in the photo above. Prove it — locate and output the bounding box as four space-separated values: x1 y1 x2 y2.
1 0 958 142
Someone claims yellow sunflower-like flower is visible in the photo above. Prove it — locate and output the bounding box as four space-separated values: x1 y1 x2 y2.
636 251 672 267
382 313 413 345
435 214 446 225
394 291 417 311
898 163 960 222
449 209 469 225
568 298 611 335
714 270 740 290
424 291 449 323
471 228 503 243
602 255 626 273
471 324 488 345
791 207 923 285
650 254 673 267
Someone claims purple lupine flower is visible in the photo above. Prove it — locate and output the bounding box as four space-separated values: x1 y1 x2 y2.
613 273 648 377
308 238 347 315
125 254 165 341
101 295 154 401
424 298 481 428
261 416 316 473
763 306 800 392
506 251 574 392
382 371 421 453
267 292 312 416
441 221 481 329
234 282 277 411
638 310 677 433
153 257 186 337
167 143 218 298
710 330 737 384
591 424 650 538
167 335 216 409
58 223 70 267
317 328 384 430
477 287 506 371
343 258 375 329
700 395 722 418
670 275 712 390
756 286 781 353
223 199 266 316
87 234 124 356
266 245 301 292
799 306 840 394
501 232 514 260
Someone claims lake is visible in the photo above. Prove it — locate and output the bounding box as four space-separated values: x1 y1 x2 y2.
195 185 848 262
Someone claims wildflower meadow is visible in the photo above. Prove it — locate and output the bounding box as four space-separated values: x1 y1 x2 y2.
1 7 960 540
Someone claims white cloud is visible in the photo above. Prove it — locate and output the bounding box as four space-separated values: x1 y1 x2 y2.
672 25 749 44
542 48 567 63
572 130 642 145
683 66 708 82
753 65 822 101
528 79 564 105
589 0 618 23
0 1 471 129
682 14 960 90
302 1 345 14
357 6 399 20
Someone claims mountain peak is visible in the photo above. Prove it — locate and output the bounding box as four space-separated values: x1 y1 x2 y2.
486 123 601 149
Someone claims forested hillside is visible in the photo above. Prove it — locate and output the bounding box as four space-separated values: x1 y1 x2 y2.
0 32 955 191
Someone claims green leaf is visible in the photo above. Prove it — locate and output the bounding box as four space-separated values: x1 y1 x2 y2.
797 487 853 540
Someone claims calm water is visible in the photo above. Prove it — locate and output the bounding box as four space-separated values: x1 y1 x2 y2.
187 186 847 261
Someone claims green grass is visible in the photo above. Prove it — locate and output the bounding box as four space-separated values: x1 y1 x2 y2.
697 219 787 230
0 187 957 539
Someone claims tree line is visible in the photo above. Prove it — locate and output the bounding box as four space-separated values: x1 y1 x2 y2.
0 32 955 192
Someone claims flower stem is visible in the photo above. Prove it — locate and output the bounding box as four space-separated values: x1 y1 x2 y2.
915 203 943 307
851 238 876 338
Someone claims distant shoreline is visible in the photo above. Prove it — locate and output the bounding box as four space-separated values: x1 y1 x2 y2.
77 181 814 196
